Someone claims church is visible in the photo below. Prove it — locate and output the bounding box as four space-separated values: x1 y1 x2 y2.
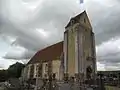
22 11 96 83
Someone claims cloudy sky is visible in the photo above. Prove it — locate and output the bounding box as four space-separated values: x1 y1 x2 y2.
0 0 120 71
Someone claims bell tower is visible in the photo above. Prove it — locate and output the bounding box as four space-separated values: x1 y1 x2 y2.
64 11 96 81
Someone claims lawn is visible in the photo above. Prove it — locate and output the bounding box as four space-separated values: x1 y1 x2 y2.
105 86 120 90
0 87 4 90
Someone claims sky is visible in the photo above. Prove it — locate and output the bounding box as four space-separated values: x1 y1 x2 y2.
0 0 120 71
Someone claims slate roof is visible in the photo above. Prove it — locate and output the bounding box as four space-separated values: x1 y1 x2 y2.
27 41 63 65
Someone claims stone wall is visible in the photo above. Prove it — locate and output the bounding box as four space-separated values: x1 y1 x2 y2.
52 60 61 80
67 26 76 76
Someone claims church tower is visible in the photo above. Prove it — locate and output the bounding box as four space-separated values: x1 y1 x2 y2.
64 11 96 81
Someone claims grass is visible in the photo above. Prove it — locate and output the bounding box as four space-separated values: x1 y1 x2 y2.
105 86 120 90
0 87 4 90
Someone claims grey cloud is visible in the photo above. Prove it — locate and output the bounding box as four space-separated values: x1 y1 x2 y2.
86 0 120 45
103 63 120 71
0 0 80 60
0 64 5 69
96 37 120 70
0 57 19 69
3 50 35 60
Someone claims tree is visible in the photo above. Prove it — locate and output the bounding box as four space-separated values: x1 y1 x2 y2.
7 62 25 78
0 70 8 82
0 62 25 82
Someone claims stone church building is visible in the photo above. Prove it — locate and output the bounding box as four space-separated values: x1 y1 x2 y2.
22 11 96 82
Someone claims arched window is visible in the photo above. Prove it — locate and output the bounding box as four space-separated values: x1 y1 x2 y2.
86 66 92 79
45 63 48 73
71 20 74 25
84 18 86 23
38 64 42 77
30 65 34 78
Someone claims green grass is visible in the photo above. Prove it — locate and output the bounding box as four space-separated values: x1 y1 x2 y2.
105 86 120 90
0 87 5 90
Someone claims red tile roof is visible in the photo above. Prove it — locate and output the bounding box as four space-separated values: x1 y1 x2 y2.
27 41 63 65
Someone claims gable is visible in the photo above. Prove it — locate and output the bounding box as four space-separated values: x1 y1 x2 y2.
65 11 92 30
79 11 92 29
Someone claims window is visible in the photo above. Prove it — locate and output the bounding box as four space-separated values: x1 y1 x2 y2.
38 64 42 77
71 20 74 25
84 18 86 23
86 66 92 79
29 65 34 78
45 63 48 73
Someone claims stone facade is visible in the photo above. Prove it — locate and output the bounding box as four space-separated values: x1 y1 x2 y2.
22 60 61 80
64 11 96 81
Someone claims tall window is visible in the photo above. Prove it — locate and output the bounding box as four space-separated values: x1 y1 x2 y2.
30 65 34 78
38 64 42 77
84 18 86 23
45 63 48 74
